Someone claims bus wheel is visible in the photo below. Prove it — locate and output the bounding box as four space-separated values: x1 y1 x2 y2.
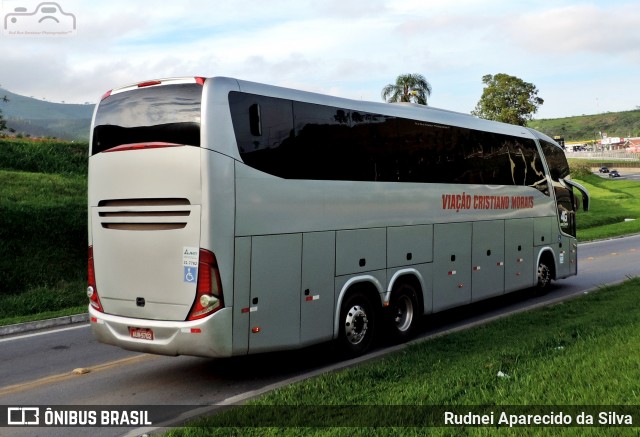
536 259 552 293
388 284 418 342
339 291 376 357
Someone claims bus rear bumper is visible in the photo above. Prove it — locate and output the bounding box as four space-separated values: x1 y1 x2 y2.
89 306 233 358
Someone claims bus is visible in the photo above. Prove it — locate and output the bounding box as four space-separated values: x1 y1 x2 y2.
87 76 590 358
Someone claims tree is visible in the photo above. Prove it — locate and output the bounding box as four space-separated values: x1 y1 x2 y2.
0 86 8 132
381 73 432 105
471 73 543 126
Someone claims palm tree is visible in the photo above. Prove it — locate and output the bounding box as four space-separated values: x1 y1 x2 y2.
381 73 432 105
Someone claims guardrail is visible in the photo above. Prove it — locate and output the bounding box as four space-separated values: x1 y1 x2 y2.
566 151 640 162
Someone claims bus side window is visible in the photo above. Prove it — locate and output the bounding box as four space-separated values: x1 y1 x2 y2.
250 104 262 136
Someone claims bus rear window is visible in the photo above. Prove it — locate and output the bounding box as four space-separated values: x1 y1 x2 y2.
91 83 202 155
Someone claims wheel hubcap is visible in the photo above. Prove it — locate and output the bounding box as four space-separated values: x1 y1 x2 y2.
344 305 368 345
393 295 414 332
538 264 550 287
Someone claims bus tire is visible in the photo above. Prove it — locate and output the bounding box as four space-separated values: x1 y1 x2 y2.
388 284 419 342
536 258 553 294
338 290 376 357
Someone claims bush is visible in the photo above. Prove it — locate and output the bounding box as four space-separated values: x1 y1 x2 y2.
568 160 593 179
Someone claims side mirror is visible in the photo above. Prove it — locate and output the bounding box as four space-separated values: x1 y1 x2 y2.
563 179 590 212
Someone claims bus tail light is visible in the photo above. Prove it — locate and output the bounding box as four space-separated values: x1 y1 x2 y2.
103 142 184 153
87 246 104 312
137 80 162 88
187 249 224 321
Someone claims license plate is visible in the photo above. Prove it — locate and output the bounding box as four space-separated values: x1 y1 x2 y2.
129 327 154 340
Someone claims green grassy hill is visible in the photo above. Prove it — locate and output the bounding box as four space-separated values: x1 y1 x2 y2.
0 138 87 318
0 88 93 141
530 110 640 143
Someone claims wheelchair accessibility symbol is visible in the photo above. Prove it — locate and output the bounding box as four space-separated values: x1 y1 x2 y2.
184 267 197 283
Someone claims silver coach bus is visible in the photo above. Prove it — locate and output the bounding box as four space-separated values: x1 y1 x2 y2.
87 76 589 357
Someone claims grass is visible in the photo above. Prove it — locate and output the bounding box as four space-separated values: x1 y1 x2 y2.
0 306 87 326
167 278 640 436
573 173 640 240
0 136 88 175
0 138 87 321
0 169 87 294
569 159 640 170
0 280 86 322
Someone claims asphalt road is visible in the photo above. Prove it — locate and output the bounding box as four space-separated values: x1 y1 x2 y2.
594 169 640 181
1 235 640 436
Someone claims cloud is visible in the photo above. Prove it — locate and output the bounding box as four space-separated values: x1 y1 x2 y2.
505 3 640 60
1 0 639 118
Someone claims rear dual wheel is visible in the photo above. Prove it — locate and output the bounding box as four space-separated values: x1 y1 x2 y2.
337 283 420 357
338 291 376 357
535 258 553 295
388 284 419 341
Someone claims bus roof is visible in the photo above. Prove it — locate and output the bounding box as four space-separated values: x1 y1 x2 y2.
230 76 536 141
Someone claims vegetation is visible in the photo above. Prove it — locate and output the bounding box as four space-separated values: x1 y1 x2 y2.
381 73 432 105
167 278 640 435
0 87 8 132
531 110 640 143
573 172 640 241
0 138 87 319
472 73 544 126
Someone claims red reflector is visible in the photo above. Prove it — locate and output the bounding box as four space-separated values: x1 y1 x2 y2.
241 307 250 313
90 317 97 323
305 296 313 301
88 246 104 313
103 142 183 153
190 328 202 334
187 249 224 321
195 76 206 85
252 327 261 333
137 80 162 88
100 90 112 101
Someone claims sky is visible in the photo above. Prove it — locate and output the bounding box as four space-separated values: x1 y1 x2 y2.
1 0 639 119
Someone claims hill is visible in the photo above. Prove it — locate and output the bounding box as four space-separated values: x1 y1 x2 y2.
530 110 640 143
0 88 93 141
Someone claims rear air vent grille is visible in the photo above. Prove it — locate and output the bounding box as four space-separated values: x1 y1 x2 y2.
99 211 190 218
98 198 190 207
101 223 187 231
97 198 194 231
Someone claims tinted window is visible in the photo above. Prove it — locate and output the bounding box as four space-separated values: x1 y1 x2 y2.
230 93 294 177
541 139 575 236
92 83 202 155
229 91 548 192
541 140 570 182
